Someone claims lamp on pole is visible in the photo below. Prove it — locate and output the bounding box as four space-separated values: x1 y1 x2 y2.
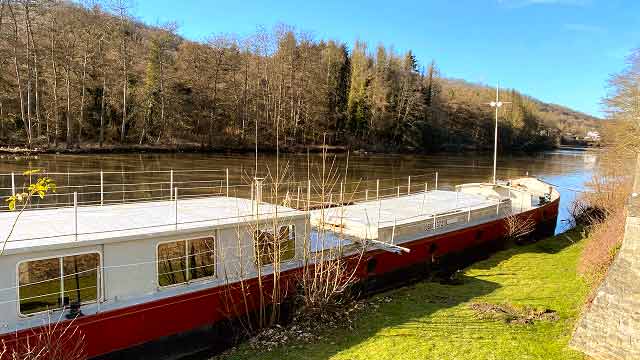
488 83 510 184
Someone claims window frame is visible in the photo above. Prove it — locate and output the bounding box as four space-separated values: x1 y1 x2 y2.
254 225 296 267
16 251 103 318
156 233 217 289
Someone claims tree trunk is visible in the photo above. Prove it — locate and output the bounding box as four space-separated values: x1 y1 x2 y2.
9 4 28 146
24 3 32 146
50 19 59 146
100 70 106 147
78 49 88 145
159 49 165 143
65 66 71 146
25 3 40 141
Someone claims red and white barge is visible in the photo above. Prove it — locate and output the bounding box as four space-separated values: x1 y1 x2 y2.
0 175 559 359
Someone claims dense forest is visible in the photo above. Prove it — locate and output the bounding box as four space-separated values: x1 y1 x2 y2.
0 0 599 152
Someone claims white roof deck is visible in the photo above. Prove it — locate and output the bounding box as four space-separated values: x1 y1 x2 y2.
0 197 304 254
310 190 504 240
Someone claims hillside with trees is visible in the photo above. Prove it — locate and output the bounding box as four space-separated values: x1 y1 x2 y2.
0 1 599 153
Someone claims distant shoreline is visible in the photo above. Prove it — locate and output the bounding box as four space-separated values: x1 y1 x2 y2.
0 142 568 157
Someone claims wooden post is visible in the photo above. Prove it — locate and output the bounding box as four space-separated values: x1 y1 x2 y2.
435 172 438 190
365 189 369 201
397 186 400 198
425 182 428 193
225 168 229 197
376 179 380 199
408 176 411 195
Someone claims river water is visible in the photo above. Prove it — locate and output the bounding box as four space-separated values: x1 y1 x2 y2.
0 149 598 234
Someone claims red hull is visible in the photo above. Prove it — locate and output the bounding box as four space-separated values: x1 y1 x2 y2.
0 198 559 359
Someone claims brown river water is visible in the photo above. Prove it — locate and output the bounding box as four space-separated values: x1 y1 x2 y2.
0 148 599 234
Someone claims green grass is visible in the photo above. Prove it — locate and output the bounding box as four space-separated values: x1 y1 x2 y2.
221 228 590 360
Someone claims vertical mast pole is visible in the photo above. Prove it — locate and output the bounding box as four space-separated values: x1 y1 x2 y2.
493 84 499 184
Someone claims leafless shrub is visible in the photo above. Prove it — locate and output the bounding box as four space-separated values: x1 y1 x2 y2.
504 213 535 243
1 313 86 360
578 211 626 289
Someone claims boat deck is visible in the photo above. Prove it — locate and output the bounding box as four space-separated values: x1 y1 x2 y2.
310 190 507 241
0 197 303 254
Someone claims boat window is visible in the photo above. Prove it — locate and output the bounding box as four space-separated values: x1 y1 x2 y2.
158 237 216 287
158 240 187 287
18 253 100 316
62 254 100 307
189 237 216 280
254 225 296 266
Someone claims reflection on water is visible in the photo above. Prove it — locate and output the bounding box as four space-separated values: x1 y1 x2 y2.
0 149 598 234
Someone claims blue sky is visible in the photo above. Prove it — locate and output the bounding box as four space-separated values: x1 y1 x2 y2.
133 0 640 118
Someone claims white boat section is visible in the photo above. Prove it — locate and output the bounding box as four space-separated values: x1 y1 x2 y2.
0 175 556 336
0 197 304 255
309 179 553 247
0 196 308 334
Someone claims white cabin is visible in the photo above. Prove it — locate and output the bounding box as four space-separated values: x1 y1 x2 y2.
0 196 307 334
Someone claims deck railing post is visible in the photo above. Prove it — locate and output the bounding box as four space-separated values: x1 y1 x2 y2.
425 182 428 193
74 192 78 241
376 179 380 200
397 186 400 198
391 217 397 244
170 170 174 200
100 170 104 206
11 172 15 196
174 187 178 229
365 189 369 201
435 172 438 190
307 180 311 211
226 168 229 197
408 176 411 195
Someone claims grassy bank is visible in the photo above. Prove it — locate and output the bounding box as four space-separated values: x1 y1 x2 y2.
219 229 590 360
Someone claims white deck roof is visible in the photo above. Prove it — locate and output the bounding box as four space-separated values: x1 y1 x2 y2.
0 197 304 254
311 190 499 232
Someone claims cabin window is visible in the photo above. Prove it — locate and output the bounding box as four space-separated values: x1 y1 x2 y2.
18 253 100 316
158 237 215 287
254 225 296 266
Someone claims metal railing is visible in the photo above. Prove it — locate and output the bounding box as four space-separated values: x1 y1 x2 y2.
0 168 536 247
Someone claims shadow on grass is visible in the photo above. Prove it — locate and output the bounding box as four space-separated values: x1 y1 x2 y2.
470 227 581 271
